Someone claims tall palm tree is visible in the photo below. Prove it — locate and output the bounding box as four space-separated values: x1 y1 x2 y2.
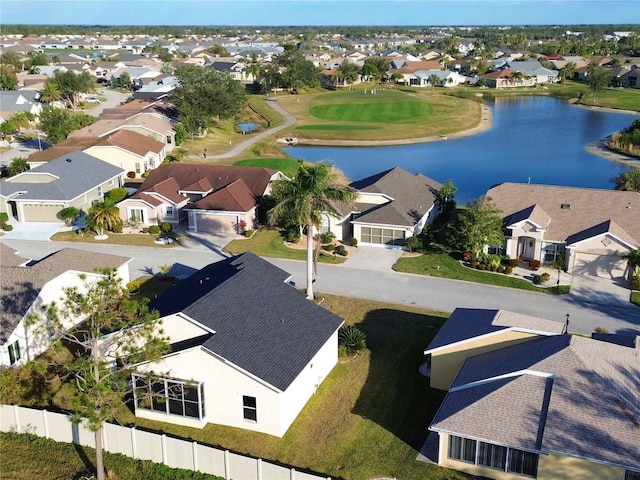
269 162 357 300
562 62 576 83
40 81 61 104
428 74 440 94
509 70 524 87
623 248 640 283
87 200 121 236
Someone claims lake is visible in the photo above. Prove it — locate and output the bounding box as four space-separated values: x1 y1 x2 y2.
284 96 639 203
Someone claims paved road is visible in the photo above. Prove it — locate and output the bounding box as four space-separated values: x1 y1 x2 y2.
3 238 639 337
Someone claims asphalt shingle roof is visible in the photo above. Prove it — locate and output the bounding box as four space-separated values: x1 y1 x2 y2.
150 253 344 391
0 152 124 201
431 334 640 470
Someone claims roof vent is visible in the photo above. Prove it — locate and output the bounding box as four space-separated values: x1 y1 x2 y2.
66 158 72 162
560 203 570 209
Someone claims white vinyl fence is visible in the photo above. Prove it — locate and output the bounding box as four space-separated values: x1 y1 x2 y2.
1 405 330 480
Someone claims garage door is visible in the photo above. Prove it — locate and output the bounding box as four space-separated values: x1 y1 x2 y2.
21 204 62 222
193 212 238 234
573 252 627 282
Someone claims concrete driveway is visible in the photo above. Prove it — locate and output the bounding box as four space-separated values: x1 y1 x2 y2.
568 272 631 308
1 221 64 241
344 246 404 271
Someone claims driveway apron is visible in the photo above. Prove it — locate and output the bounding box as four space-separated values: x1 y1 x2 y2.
344 246 404 271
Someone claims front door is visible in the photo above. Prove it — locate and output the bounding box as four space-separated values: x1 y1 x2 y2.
519 237 535 260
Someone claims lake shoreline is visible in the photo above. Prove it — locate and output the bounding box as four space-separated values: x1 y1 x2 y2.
290 103 492 147
586 139 640 167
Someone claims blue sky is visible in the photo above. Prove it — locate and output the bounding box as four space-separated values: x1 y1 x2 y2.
1 0 638 26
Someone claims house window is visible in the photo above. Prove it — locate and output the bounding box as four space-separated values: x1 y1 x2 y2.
448 435 477 463
543 243 564 263
135 163 141 174
243 395 257 422
319 213 330 234
128 208 144 223
97 186 103 197
8 341 21 365
165 205 174 217
625 470 640 480
478 442 507 470
133 374 205 420
487 245 506 256
508 448 539 477
166 135 172 144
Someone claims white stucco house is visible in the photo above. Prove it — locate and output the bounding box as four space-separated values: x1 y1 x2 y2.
0 244 130 369
131 253 344 437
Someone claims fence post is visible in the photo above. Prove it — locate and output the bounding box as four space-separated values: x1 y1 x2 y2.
224 450 230 480
130 427 137 459
290 467 296 480
42 410 49 438
192 441 198 471
257 458 262 480
161 433 167 464
12 405 20 432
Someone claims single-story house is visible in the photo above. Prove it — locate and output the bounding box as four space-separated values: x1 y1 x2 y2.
0 91 43 123
27 130 165 177
410 70 466 87
422 308 640 479
131 252 344 437
620 67 640 89
506 61 559 84
486 183 640 283
480 69 537 88
117 164 283 232
0 152 125 223
0 244 130 368
326 167 442 248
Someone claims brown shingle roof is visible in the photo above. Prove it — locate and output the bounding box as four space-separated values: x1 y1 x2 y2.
0 243 28 267
189 178 256 212
488 183 640 247
28 137 98 163
68 113 173 138
432 334 640 469
93 129 164 156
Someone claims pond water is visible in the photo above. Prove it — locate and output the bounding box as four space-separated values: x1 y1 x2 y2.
284 96 638 203
238 122 260 133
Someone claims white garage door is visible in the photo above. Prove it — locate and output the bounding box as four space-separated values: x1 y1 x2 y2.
193 212 238 234
573 252 627 282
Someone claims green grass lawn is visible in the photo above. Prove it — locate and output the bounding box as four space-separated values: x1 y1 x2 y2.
50 230 182 248
233 157 300 176
224 228 348 264
631 291 640 307
393 245 570 295
310 93 433 123
0 432 224 480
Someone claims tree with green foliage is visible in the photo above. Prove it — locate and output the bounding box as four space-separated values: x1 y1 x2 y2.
338 325 367 355
612 168 640 192
436 179 457 212
172 65 246 137
269 162 357 299
272 47 320 91
45 70 95 110
363 56 390 81
86 200 121 236
207 44 230 56
174 123 187 145
561 61 576 83
0 65 18 90
58 206 80 225
38 106 95 144
337 60 359 85
39 81 62 103
118 71 132 90
623 248 640 280
29 268 169 480
452 196 504 260
587 62 612 104
428 74 440 93
0 51 23 70
8 157 29 176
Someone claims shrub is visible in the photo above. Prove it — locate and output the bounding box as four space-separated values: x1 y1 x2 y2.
104 187 128 204
141 227 149 233
283 225 300 243
497 265 505 274
0 212 9 224
505 266 513 274
532 272 551 284
594 326 609 334
148 225 160 234
319 231 335 244
58 206 79 224
322 244 335 252
490 266 497 272
350 237 358 247
2 224 13 231
335 245 348 256
477 263 486 270
338 325 367 355
126 171 136 178
508 258 520 267
111 221 123 233
632 275 640 291
462 251 473 261
243 229 254 238
528 259 541 271
406 236 422 253
126 280 140 293
160 222 173 233
470 260 478 268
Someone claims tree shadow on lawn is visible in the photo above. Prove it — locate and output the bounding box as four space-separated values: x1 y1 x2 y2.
351 308 448 450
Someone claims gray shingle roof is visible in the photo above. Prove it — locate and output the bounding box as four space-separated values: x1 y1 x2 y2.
424 308 565 352
0 152 124 202
150 253 344 391
431 335 640 470
1 248 130 344
350 167 442 227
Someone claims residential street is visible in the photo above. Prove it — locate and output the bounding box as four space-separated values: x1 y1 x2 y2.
3 238 639 337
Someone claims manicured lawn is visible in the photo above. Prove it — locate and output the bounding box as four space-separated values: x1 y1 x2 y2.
631 291 640 307
224 228 348 264
273 86 481 142
0 432 223 480
50 230 182 248
393 245 570 295
310 93 433 123
233 157 300 176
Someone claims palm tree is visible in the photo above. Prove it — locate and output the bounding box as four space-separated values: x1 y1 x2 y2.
562 62 576 83
428 74 440 94
87 201 121 236
623 248 640 283
509 70 524 87
269 162 357 300
40 81 61 104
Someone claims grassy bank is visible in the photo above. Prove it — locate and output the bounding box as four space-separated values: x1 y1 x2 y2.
393 245 570 295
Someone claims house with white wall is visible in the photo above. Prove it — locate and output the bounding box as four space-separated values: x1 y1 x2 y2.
0 244 130 369
131 253 344 437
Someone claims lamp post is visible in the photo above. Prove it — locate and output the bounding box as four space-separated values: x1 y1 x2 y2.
564 313 570 334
